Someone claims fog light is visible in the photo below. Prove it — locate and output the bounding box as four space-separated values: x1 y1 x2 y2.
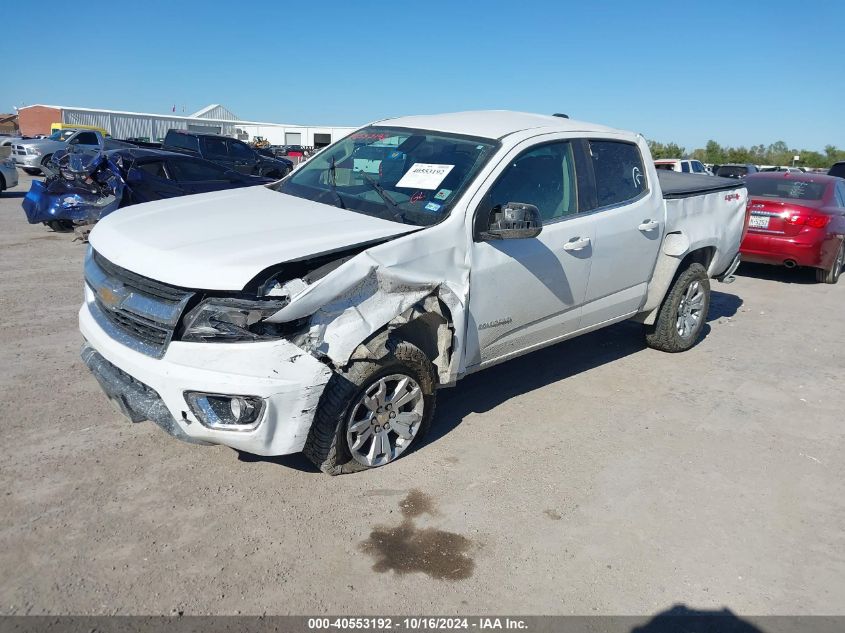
184 392 265 431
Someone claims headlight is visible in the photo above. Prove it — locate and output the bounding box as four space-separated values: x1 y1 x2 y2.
27 146 43 156
180 297 289 342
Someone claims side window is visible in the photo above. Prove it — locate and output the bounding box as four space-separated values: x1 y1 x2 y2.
136 160 169 179
836 182 845 207
166 133 199 152
487 141 579 222
589 140 647 208
201 137 228 158
681 161 691 173
692 161 704 173
71 132 99 145
227 140 255 161
168 157 229 182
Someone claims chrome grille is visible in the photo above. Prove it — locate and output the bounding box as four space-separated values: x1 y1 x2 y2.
85 250 195 357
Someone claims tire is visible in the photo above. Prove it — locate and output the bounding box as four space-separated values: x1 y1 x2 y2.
303 339 437 475
47 220 74 232
0 173 5 192
815 241 844 284
41 154 53 173
645 263 710 353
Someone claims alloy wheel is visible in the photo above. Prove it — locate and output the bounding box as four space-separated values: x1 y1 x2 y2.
676 280 705 339
346 374 424 467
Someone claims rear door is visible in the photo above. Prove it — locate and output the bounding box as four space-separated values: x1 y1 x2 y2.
579 139 663 327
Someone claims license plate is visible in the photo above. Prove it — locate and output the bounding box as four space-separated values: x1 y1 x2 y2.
749 215 770 229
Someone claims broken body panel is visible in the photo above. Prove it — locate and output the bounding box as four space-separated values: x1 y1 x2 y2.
79 111 747 458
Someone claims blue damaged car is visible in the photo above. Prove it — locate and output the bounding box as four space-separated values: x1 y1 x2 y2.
22 147 274 231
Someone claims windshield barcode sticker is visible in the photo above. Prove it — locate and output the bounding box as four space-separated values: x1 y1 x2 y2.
395 163 455 190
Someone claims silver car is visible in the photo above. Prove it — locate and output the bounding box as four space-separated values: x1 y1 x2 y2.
0 156 19 192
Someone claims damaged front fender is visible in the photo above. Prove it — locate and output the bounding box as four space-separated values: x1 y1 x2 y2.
264 238 469 385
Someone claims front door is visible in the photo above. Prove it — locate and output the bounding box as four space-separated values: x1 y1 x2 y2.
466 139 595 368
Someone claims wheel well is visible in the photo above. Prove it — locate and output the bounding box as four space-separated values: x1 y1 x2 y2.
678 246 715 276
348 297 455 382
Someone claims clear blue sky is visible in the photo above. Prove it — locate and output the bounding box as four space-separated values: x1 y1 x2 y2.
3 0 842 152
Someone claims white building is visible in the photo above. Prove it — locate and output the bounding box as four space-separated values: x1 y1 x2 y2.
17 103 357 148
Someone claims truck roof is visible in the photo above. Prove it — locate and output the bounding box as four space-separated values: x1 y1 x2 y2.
378 110 624 140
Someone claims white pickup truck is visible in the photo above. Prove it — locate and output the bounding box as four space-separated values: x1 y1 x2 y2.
79 111 747 474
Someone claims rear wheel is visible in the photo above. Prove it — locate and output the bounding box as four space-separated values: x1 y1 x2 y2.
645 263 710 353
0 173 6 192
816 242 844 284
303 340 437 475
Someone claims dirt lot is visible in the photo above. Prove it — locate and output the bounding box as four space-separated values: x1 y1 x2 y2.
1 172 843 617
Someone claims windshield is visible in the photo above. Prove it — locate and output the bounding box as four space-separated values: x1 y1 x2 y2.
48 130 77 142
277 126 499 226
746 177 827 201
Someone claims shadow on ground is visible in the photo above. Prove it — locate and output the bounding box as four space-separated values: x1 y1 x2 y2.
429 288 741 447
0 191 27 199
736 261 818 284
632 604 764 633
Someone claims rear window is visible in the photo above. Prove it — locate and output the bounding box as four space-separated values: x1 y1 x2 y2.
654 163 675 171
716 165 748 178
165 132 199 152
746 177 827 201
829 163 845 178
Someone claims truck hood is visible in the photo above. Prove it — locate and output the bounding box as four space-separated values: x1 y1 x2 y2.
89 186 419 290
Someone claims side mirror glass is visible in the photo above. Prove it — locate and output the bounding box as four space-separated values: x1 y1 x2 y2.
481 202 543 240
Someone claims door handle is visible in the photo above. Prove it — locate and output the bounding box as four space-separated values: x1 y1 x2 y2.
638 220 659 231
563 237 591 252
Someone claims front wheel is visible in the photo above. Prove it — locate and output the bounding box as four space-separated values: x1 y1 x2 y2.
645 263 710 353
816 241 844 284
47 220 74 232
303 340 437 475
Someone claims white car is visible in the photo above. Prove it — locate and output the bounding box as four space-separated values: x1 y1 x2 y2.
0 156 18 192
655 158 710 175
79 111 746 474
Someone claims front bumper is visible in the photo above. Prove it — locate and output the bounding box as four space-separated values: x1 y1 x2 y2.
13 153 41 169
79 292 333 456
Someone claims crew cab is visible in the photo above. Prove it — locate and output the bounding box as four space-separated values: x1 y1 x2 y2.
161 130 293 179
11 129 133 175
79 111 747 475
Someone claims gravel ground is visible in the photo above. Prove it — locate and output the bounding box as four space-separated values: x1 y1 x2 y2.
1 172 843 617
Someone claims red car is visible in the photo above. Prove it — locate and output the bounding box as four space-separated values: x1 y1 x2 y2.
740 172 845 283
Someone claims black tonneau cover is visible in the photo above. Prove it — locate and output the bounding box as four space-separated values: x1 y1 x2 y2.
657 170 745 199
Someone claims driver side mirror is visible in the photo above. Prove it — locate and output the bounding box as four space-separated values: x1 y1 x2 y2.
480 202 543 240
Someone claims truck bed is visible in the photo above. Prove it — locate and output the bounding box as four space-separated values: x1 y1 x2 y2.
657 170 744 199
